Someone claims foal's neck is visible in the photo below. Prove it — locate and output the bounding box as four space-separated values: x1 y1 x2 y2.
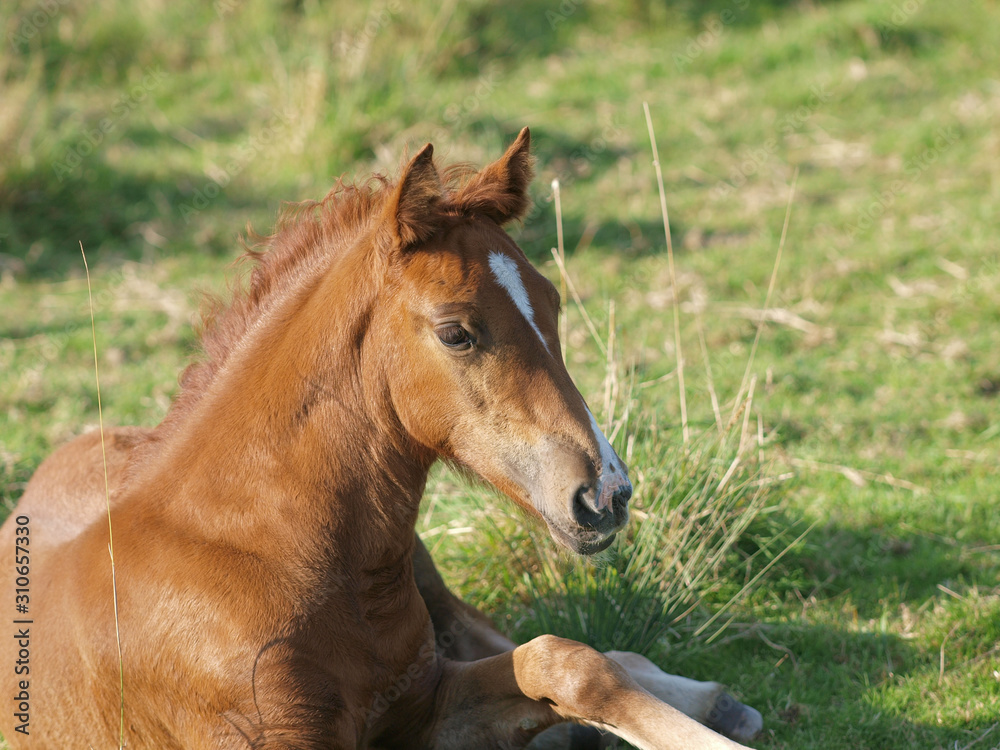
143 250 432 584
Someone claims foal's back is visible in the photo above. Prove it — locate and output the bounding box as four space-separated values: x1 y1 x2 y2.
8 427 147 550
1 424 377 749
0 428 152 745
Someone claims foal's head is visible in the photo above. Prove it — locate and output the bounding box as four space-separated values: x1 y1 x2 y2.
372 129 631 554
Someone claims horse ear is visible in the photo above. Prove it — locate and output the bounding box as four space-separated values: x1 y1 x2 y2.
383 143 443 249
455 127 534 225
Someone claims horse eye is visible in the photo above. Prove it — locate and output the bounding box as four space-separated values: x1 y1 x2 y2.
436 325 473 350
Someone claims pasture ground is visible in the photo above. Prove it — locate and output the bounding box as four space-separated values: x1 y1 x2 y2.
1 0 998 747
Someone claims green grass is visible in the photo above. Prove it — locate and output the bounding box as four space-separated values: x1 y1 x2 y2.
2 0 999 747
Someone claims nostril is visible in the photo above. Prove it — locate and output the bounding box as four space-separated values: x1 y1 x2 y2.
572 484 605 526
613 482 633 507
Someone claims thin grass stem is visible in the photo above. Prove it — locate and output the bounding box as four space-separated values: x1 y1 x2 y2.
551 179 569 364
731 168 798 423
81 243 125 750
643 101 688 444
550 247 608 358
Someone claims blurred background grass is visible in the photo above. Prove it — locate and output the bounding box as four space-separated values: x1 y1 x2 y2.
2 0 999 747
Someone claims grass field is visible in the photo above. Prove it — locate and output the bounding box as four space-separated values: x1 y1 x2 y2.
2 0 999 747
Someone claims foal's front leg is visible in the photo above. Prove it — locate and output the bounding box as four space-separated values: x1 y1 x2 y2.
603 652 762 744
421 635 753 750
413 536 762 746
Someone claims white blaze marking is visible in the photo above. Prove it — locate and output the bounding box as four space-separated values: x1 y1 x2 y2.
587 408 621 477
488 251 550 354
587 407 630 511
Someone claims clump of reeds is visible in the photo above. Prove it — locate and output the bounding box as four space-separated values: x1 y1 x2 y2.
497 398 801 655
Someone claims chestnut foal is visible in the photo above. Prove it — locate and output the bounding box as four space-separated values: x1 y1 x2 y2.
1 129 758 748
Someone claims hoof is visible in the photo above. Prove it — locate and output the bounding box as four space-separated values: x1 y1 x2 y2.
705 691 763 743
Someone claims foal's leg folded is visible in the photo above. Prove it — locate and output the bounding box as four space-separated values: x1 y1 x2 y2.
419 635 753 750
413 536 761 747
603 652 763 744
525 654 763 749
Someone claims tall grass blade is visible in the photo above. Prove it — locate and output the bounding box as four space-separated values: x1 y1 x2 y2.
643 101 688 445
81 244 125 750
731 169 798 425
